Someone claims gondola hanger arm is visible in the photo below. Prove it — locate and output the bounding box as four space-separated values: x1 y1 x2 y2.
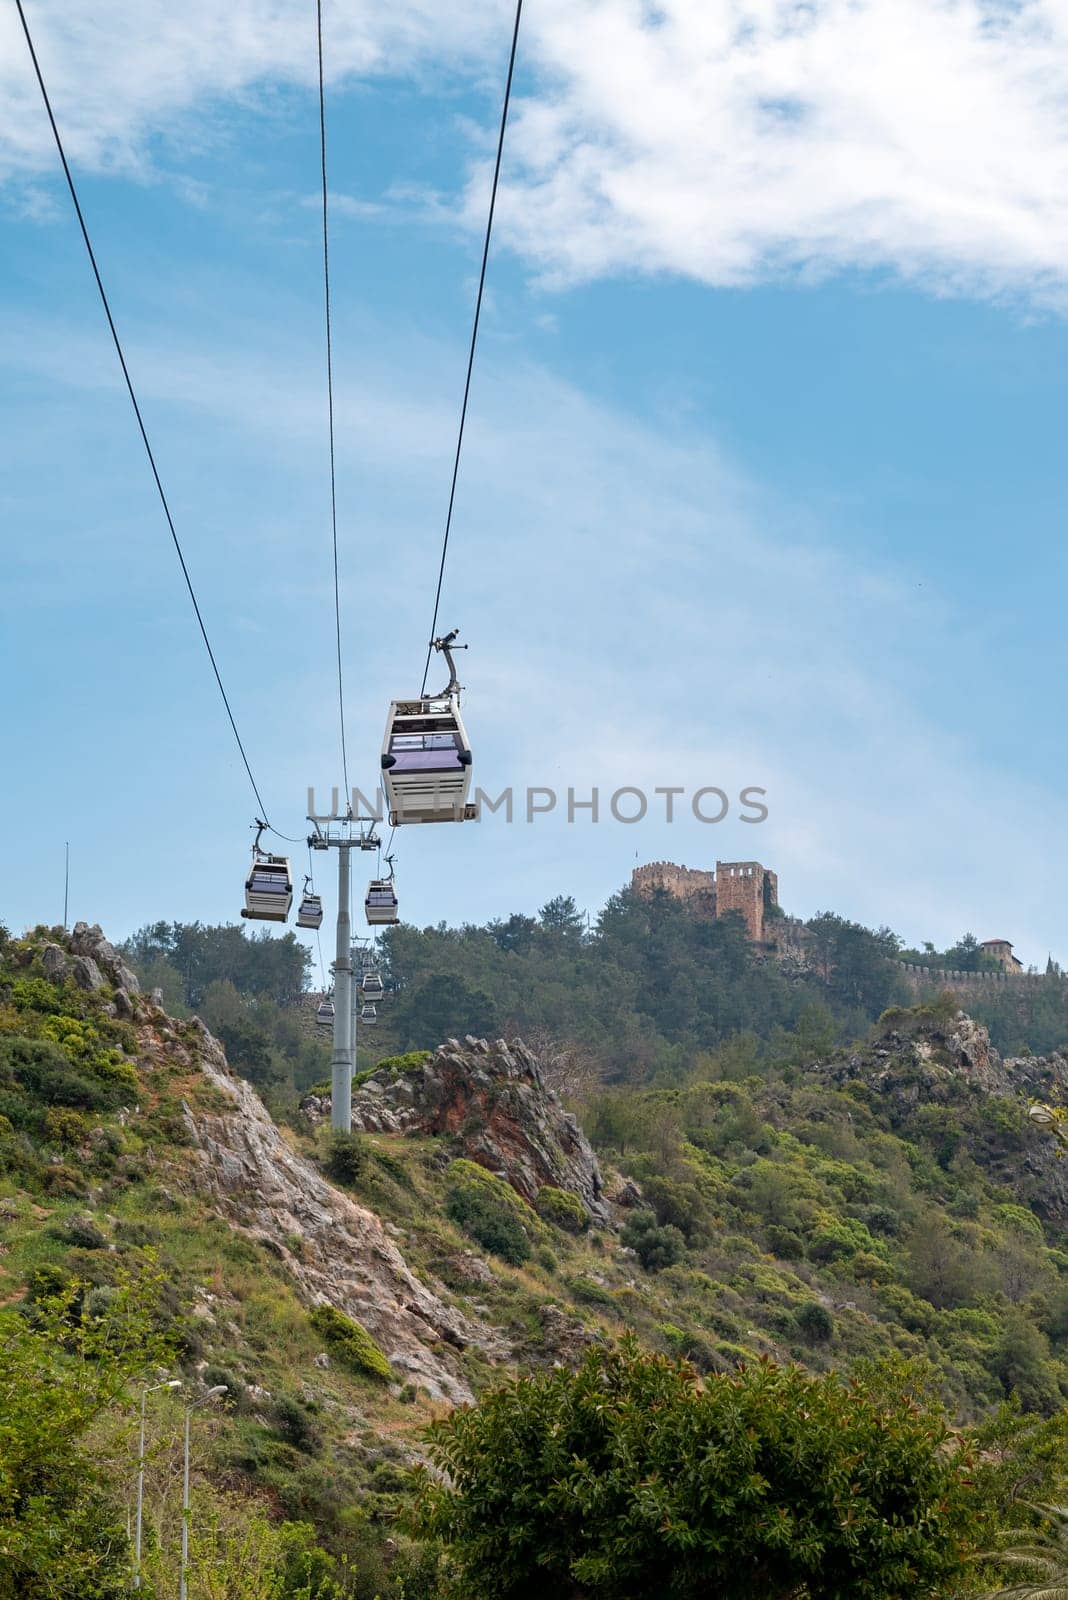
432 628 467 696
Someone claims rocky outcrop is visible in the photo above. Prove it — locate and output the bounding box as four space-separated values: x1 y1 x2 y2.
306 1037 611 1225
816 1008 1068 1221
177 1021 502 1403
69 922 141 995
821 1009 1065 1106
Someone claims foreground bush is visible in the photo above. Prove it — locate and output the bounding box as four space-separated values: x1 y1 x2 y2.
415 1341 979 1600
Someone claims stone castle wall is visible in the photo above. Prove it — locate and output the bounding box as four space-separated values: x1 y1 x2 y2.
631 859 778 943
897 962 1042 996
630 862 716 903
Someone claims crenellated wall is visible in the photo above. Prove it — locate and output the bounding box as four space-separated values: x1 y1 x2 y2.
897 962 1042 995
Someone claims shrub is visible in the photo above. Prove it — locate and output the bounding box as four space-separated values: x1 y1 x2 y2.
765 1224 806 1259
42 1107 91 1147
10 976 66 1014
201 1364 245 1406
794 1301 834 1343
374 1050 432 1078
414 1341 981 1600
324 1132 365 1186
445 1160 534 1266
271 1395 321 1454
1 1037 108 1111
86 1052 139 1098
51 1214 108 1251
42 1163 87 1198
308 1304 391 1382
621 1210 685 1272
26 1263 71 1304
535 1186 590 1234
567 1276 614 1308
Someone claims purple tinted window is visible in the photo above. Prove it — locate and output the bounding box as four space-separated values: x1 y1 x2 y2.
389 747 464 772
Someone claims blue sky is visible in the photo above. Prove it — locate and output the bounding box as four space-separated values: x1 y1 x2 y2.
3 0 1068 968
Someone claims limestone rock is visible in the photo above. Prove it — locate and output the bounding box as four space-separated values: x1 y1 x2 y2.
71 956 105 992
40 943 71 983
177 1019 504 1404
67 922 140 997
307 1036 611 1224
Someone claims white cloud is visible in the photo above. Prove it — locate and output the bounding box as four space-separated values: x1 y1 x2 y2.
7 1 1068 302
495 0 1068 301
0 0 503 177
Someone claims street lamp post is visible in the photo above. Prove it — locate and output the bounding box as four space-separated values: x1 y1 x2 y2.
180 1385 228 1600
134 1379 181 1587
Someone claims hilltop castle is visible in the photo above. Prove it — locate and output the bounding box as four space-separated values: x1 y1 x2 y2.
632 860 1036 989
631 860 780 944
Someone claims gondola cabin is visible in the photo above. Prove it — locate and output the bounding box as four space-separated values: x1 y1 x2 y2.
359 1003 378 1025
315 997 335 1028
361 972 384 1002
296 891 324 929
381 694 472 825
365 879 398 925
242 853 293 923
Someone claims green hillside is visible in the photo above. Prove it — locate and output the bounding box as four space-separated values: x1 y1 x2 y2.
6 911 1068 1596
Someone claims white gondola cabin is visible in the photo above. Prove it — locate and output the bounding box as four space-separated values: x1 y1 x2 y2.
315 997 335 1028
359 1003 378 1025
242 852 293 923
365 879 398 925
361 971 384 1003
296 881 323 929
381 693 472 825
381 632 473 824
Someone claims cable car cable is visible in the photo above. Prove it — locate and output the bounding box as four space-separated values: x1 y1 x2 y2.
419 0 524 697
14 0 283 832
315 0 351 800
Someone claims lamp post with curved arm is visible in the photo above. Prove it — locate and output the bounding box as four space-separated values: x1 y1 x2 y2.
180 1385 228 1600
134 1379 181 1587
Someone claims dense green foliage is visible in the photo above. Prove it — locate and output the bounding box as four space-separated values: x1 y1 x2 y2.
124 921 311 1009
371 891 907 1081
0 1272 169 1600
416 1340 979 1599
583 1017 1068 1417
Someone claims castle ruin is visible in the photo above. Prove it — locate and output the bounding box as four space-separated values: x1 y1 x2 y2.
631 859 779 944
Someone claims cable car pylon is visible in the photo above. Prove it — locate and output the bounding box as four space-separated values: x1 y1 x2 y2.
307 812 379 1133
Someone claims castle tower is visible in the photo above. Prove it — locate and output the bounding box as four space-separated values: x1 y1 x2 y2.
714 861 778 944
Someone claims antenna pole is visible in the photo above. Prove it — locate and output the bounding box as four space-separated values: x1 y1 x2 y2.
63 841 69 930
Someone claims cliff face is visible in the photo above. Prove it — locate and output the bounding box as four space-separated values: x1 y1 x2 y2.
56 924 499 1403
304 1036 612 1225
178 1023 503 1403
